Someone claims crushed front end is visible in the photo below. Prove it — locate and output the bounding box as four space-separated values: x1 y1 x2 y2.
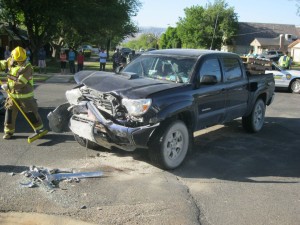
48 85 159 151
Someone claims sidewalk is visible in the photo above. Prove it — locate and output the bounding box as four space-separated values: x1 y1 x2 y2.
34 72 75 83
44 74 74 83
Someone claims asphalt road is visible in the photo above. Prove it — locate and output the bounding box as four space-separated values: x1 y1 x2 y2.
0 83 299 225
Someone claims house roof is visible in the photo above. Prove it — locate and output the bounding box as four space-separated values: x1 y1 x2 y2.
288 39 300 48
0 24 28 40
251 37 281 46
234 22 300 46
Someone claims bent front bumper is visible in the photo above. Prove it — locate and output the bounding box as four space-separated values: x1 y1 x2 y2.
49 102 159 152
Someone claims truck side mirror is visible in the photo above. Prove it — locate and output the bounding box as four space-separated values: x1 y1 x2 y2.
200 75 218 85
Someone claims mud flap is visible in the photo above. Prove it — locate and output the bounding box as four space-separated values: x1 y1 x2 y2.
47 102 72 133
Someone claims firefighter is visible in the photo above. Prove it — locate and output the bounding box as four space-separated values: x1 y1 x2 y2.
0 46 45 139
278 51 291 70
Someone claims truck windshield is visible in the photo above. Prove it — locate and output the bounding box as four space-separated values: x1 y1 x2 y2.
122 55 197 83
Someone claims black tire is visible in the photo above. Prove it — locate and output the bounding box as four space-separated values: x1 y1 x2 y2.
74 134 100 150
289 79 300 94
149 120 189 170
242 99 266 133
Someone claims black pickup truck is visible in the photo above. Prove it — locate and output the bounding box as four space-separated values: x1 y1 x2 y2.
48 49 275 169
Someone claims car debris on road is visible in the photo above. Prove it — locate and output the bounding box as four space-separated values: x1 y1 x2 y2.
20 165 103 192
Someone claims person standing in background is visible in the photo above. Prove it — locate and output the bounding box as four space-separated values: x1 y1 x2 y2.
60 50 67 74
68 48 76 74
4 46 10 60
38 47 47 74
4 46 10 72
112 48 120 72
77 51 84 72
25 47 31 63
278 51 291 70
99 48 107 71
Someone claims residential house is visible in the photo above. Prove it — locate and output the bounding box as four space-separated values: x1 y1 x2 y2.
222 22 300 56
0 23 28 59
288 39 300 62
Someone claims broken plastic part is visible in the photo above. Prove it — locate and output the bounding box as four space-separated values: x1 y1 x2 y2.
19 166 103 191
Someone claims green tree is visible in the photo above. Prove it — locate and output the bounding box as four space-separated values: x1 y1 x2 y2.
159 26 181 49
0 0 67 63
123 33 160 50
0 0 141 62
177 0 238 50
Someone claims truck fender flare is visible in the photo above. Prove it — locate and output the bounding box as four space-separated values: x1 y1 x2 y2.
155 100 196 130
245 92 267 116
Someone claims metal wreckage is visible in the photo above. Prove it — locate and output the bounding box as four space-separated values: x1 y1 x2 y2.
20 166 103 191
47 70 166 152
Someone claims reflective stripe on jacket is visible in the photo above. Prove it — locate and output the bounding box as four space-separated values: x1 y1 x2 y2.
0 60 7 71
8 63 34 99
279 56 290 68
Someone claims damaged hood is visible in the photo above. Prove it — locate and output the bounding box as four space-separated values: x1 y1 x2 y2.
74 70 182 98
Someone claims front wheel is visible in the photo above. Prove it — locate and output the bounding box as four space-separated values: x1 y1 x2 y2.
242 99 266 133
290 79 300 94
149 120 189 170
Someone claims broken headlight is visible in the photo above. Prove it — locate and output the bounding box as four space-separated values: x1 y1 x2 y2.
122 98 152 116
65 88 83 105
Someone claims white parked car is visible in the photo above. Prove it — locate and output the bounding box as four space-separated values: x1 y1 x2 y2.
78 45 99 54
266 62 300 93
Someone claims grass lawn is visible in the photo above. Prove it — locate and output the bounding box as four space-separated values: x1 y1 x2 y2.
44 54 114 73
0 54 114 83
291 62 300 70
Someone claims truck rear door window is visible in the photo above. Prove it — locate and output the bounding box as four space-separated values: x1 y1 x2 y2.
199 58 222 83
222 58 242 81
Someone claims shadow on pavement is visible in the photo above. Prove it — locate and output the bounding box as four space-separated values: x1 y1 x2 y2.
0 107 75 146
173 117 300 183
0 165 29 173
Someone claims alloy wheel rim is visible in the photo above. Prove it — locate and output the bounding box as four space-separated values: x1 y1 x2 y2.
165 130 184 160
292 81 300 92
254 104 263 129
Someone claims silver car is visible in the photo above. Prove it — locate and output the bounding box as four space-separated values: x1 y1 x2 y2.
266 62 300 93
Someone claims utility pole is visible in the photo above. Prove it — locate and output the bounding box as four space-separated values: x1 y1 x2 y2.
210 14 219 50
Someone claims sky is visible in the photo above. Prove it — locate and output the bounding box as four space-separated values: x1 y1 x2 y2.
134 0 300 27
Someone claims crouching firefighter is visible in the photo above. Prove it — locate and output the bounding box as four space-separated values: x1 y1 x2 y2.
0 46 48 142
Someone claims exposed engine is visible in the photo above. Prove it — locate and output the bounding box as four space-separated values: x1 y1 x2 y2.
76 87 145 127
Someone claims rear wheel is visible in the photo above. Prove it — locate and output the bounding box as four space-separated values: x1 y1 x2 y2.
149 120 189 170
242 99 266 133
74 134 100 150
290 79 300 94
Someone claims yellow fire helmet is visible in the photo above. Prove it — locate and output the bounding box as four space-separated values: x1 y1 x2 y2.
11 46 27 62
